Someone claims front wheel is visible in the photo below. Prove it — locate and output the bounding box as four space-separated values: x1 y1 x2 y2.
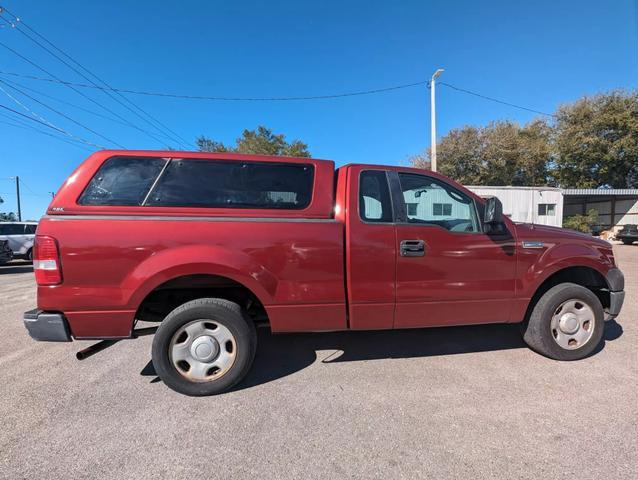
152 298 257 396
521 283 604 361
622 239 634 245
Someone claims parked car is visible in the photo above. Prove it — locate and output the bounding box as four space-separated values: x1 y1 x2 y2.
23 151 625 396
0 222 38 260
617 224 638 245
0 239 12 265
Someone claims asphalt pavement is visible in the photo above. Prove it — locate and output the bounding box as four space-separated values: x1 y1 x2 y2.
1 247 636 479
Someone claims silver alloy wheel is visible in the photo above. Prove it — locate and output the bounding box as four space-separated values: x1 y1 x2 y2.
169 319 237 382
550 299 595 350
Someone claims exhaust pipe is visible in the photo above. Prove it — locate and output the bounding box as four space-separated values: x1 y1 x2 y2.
76 339 120 360
75 326 158 360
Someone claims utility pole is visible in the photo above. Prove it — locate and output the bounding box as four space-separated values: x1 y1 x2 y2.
15 176 22 221
430 68 444 172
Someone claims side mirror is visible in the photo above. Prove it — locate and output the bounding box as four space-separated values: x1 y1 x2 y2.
484 196 503 224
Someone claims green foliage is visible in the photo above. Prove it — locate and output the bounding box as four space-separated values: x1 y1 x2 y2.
197 126 310 157
0 212 17 222
553 90 638 188
412 120 551 186
563 209 599 233
412 90 638 189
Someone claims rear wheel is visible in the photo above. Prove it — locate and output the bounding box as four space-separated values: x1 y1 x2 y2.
521 283 604 361
152 298 257 396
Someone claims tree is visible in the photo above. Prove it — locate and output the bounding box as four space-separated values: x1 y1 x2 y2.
553 90 638 188
563 209 598 233
411 120 552 186
411 90 638 189
197 125 310 157
0 196 16 221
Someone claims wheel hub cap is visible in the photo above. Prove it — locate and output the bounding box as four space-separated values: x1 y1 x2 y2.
190 335 219 362
559 313 579 334
550 299 595 350
169 319 237 383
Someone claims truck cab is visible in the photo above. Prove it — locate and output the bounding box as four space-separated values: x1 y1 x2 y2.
23 151 625 396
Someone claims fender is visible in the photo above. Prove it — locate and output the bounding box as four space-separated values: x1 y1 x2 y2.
519 242 614 299
122 244 278 311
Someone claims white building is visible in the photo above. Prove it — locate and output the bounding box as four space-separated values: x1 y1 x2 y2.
467 186 564 227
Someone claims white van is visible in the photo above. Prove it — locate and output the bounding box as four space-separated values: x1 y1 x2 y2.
0 222 38 261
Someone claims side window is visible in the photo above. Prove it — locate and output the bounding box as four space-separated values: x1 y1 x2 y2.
78 157 168 206
25 224 37 234
0 224 24 235
398 173 479 233
147 160 313 209
359 170 393 223
538 203 556 216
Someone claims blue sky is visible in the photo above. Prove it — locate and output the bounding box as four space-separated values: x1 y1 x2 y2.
0 0 636 219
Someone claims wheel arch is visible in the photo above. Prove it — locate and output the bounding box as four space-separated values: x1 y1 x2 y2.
523 265 610 324
122 245 277 329
135 273 270 328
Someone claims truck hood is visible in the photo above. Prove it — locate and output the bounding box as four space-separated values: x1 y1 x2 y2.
515 223 611 248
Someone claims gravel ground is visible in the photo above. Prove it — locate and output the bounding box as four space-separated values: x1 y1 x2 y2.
0 246 636 479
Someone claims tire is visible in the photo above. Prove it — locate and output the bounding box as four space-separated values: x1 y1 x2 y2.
151 298 257 396
622 239 633 245
521 283 604 361
26 248 33 262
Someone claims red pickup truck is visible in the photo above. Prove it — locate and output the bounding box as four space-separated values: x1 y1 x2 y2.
24 150 625 396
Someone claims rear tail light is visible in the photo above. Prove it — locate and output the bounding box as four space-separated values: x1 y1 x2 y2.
34 235 62 285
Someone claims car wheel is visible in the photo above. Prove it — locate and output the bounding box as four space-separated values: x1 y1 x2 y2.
622 239 633 245
151 298 257 396
26 248 33 262
521 283 604 361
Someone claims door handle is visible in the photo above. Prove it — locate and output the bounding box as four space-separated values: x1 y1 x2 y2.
400 239 425 257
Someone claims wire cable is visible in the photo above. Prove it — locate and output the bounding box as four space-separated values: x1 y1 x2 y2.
437 81 556 118
0 70 553 118
0 69 430 101
0 37 129 147
0 75 190 138
0 82 107 148
0 8 191 148
0 102 105 148
0 118 93 151
0 79 124 146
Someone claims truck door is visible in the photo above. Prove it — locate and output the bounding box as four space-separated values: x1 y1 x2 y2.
391 171 516 327
344 166 397 329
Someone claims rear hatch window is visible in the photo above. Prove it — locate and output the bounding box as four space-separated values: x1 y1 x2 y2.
78 156 314 209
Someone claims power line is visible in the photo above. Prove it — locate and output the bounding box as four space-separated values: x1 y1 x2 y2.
0 69 555 118
0 37 130 147
437 81 556 118
0 83 107 148
0 102 105 148
0 79 124 146
0 75 193 141
0 69 431 101
17 177 55 201
0 119 92 151
0 7 191 148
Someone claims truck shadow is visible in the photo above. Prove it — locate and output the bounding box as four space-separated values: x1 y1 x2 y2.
140 319 623 392
0 262 33 275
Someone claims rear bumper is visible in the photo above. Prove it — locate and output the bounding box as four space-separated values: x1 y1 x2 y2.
23 309 72 342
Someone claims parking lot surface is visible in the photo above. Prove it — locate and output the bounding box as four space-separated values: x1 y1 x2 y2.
1 246 636 479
